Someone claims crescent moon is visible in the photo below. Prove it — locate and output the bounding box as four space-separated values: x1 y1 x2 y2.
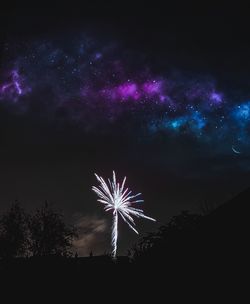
232 146 241 154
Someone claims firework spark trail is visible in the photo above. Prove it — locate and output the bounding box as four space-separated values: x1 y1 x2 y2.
92 171 156 258
112 211 118 257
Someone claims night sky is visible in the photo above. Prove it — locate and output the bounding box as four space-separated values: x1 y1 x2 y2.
1 2 250 256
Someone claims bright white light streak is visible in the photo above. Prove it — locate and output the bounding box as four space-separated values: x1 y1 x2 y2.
92 171 156 258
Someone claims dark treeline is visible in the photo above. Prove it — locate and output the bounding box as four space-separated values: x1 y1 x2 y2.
0 201 77 259
0 189 248 299
0 189 248 265
0 201 210 261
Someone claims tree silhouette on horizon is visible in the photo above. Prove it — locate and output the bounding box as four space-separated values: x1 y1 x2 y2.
0 201 29 259
0 201 78 258
130 210 202 262
28 201 78 257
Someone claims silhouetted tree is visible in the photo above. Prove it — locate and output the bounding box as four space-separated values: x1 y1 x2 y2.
28 202 78 257
131 210 202 262
0 201 29 259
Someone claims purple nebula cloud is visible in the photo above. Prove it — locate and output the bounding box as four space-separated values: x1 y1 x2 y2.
0 70 31 102
101 80 165 103
117 82 139 100
1 35 250 148
209 91 223 104
142 80 162 95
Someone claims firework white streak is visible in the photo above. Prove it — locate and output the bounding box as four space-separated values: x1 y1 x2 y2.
92 171 156 258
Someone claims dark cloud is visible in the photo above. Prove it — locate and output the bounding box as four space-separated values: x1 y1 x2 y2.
73 215 108 256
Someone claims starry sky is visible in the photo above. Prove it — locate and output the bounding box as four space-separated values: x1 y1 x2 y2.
1 2 250 255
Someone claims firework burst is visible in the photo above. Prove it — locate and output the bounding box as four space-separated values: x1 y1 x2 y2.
92 171 156 258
